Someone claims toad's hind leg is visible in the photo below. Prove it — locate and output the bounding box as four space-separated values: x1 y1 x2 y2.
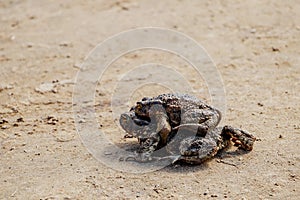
177 137 219 164
221 125 256 151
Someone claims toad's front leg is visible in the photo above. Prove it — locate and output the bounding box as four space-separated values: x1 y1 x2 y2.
130 132 161 162
128 110 172 162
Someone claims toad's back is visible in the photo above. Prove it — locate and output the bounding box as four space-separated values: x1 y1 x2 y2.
152 93 218 127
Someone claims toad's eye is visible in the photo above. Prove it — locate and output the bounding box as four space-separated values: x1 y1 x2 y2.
142 97 150 101
136 103 142 110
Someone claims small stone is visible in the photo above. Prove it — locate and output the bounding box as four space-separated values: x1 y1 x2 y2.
73 63 81 69
11 107 18 113
0 84 13 91
59 42 72 47
1 125 9 129
78 119 86 123
257 102 264 107
279 135 283 139
250 28 256 33
293 125 300 129
35 82 56 94
272 47 280 52
290 174 296 178
27 43 33 48
10 35 15 40
0 119 8 124
14 133 21 137
46 116 58 125
29 15 36 20
104 151 112 155
17 117 24 122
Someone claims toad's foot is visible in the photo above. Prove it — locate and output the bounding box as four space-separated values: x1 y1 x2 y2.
222 125 256 151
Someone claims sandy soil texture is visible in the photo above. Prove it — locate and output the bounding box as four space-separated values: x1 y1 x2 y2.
0 0 299 199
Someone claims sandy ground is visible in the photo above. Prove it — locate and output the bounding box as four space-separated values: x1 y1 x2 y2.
1 0 300 199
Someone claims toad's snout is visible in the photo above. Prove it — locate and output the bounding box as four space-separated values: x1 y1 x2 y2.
120 113 131 127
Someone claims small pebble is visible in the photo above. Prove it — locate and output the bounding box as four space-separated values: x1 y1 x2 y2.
17 117 24 122
104 151 112 155
290 174 296 178
1 125 9 129
257 102 263 107
78 119 86 123
35 82 56 94
250 28 256 33
73 63 81 69
0 119 8 124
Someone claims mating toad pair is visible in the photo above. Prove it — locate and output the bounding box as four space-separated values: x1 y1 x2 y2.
120 94 256 164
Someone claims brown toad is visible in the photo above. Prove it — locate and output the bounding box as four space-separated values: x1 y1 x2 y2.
119 93 256 164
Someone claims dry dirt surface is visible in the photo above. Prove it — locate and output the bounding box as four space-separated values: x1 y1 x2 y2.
1 0 300 199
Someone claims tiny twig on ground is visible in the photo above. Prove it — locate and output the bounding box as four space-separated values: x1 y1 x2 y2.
216 159 238 167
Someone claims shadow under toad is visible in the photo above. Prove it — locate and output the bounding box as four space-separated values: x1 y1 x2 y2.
100 140 251 174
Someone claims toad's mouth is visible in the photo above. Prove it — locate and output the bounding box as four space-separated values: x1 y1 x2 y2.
119 112 151 134
134 115 151 124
